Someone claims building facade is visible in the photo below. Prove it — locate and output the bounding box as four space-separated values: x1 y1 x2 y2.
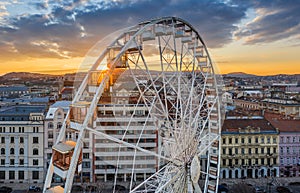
0 105 46 184
221 117 279 179
265 116 300 177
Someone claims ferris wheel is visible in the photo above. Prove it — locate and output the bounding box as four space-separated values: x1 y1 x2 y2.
44 17 223 193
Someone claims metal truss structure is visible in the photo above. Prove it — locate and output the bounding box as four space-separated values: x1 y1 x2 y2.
43 17 223 193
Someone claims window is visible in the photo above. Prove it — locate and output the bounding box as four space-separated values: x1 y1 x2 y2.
261 137 264 143
235 148 238 154
33 148 38 155
235 138 238 144
33 127 39 133
20 137 24 143
273 137 276 143
267 137 270 143
0 148 4 155
1 137 4 143
222 138 226 144
273 147 276 154
32 171 39 179
10 137 14 143
19 159 24 165
83 153 89 159
10 148 14 155
261 148 264 154
249 148 252 155
293 137 296 143
0 171 4 179
280 158 284 165
241 148 244 155
241 138 244 144
33 159 38 165
255 148 258 154
19 148 24 155
48 122 53 129
222 148 226 155
33 137 38 143
280 147 283 154
57 122 62 129
287 137 290 143
248 138 251 144
261 158 265 165
280 137 283 143
48 131 53 139
222 159 226 166
0 159 4 165
19 171 24 179
9 127 15 133
82 161 90 168
255 137 258 143
287 147 290 154
229 138 232 144
10 159 14 165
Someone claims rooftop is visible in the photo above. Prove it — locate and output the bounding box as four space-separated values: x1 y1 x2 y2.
222 118 277 134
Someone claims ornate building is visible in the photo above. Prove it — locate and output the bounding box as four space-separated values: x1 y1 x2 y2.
0 105 46 183
221 117 279 179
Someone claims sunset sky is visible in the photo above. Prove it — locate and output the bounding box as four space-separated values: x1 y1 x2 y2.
0 0 299 75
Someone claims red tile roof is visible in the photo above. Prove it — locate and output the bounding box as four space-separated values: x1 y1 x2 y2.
264 112 300 132
222 118 276 132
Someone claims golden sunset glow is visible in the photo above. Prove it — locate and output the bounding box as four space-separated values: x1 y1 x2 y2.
0 1 299 76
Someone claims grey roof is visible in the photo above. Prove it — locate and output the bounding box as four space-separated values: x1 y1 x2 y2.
0 105 46 115
30 97 49 103
0 86 28 92
50 101 71 108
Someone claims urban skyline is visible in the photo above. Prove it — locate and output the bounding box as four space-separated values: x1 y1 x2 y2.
0 0 299 76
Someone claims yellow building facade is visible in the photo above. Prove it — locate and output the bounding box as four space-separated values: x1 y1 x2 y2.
220 117 279 179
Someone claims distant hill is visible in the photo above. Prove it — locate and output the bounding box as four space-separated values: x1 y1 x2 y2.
1 72 61 79
0 72 63 86
224 72 257 78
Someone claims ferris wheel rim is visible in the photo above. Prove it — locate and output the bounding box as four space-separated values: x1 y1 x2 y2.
44 16 222 193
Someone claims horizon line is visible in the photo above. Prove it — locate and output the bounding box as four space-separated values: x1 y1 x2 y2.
0 70 299 77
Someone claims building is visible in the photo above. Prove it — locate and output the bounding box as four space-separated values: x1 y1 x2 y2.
44 101 71 181
0 86 29 98
0 105 46 183
234 99 262 110
261 98 300 118
221 116 279 179
91 80 157 183
265 113 300 177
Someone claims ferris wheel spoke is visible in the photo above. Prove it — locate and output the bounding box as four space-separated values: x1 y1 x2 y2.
85 126 182 165
130 163 185 193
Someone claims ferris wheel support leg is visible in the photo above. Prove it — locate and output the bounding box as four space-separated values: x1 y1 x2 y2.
63 132 84 193
43 159 54 192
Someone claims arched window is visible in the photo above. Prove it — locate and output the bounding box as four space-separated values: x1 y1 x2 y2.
48 122 53 129
1 148 5 155
57 122 62 129
33 148 38 155
20 148 24 155
10 148 14 155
